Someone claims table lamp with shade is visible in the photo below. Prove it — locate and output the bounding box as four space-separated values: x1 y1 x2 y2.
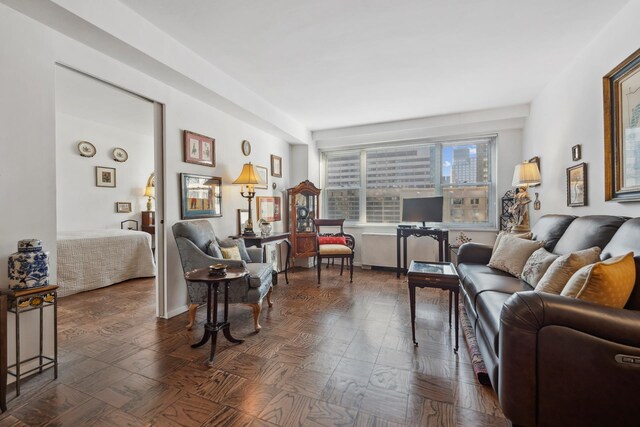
144 173 155 211
510 161 541 232
233 162 264 236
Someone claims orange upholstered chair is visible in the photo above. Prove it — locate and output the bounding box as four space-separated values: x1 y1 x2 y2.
313 219 355 284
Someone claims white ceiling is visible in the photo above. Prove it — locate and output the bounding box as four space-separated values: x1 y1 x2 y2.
55 66 154 136
118 0 629 131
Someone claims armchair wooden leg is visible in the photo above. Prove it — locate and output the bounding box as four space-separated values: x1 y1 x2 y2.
317 256 322 284
250 303 262 332
186 303 198 331
340 259 344 275
267 286 273 308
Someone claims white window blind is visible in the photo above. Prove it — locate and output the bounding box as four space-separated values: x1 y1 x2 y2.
325 152 360 221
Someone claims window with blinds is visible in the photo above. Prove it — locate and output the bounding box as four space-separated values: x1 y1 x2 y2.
322 137 494 226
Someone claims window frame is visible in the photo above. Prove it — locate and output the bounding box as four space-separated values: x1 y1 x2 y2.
320 136 496 229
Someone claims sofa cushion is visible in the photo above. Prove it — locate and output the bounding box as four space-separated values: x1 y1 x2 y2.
173 219 216 253
488 235 544 278
218 238 252 263
531 215 576 252
600 218 640 310
246 262 273 289
220 245 242 260
207 241 223 258
459 264 532 312
476 291 512 355
552 216 627 255
535 247 601 295
562 253 636 308
521 248 559 288
492 231 532 254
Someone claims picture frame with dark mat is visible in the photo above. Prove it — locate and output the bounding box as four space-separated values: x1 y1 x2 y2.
180 173 222 219
567 163 587 207
96 166 116 187
115 202 132 213
183 130 215 167
237 209 249 235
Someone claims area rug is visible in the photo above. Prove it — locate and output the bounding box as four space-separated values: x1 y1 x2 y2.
460 304 491 386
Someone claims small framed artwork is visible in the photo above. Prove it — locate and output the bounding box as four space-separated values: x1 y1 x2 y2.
115 202 132 213
603 48 640 201
237 209 249 235
256 196 282 222
241 140 252 156
567 163 588 207
271 155 282 178
96 166 116 187
183 130 215 167
571 144 581 161
255 165 268 189
528 156 540 187
180 173 222 219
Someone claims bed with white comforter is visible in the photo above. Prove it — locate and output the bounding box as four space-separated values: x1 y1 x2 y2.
57 229 156 297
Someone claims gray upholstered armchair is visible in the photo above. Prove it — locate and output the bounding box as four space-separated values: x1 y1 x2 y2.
172 220 273 332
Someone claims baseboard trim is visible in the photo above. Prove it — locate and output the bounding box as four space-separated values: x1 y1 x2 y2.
167 304 188 319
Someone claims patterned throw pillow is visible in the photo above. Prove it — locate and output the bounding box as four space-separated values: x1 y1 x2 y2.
535 247 601 295
217 238 251 262
521 248 559 287
220 245 242 260
561 252 636 308
318 236 347 245
488 234 544 278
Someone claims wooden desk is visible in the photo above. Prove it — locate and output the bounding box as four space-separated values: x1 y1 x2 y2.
184 268 247 365
407 261 460 352
396 227 450 277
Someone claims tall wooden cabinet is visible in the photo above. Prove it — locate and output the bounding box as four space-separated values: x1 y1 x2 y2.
287 180 321 260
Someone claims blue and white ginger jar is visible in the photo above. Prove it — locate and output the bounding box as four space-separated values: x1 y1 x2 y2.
8 239 49 289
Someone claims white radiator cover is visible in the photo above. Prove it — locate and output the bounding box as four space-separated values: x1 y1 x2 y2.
361 232 438 268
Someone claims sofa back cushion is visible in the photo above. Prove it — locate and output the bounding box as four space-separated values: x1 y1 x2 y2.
535 247 602 295
601 218 640 309
172 220 216 253
531 215 576 252
552 216 627 255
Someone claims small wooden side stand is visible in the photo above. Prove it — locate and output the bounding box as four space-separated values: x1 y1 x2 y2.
1 285 59 399
1 294 7 412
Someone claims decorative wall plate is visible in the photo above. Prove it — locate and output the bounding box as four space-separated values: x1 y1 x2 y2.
78 141 96 157
241 140 252 156
113 147 128 162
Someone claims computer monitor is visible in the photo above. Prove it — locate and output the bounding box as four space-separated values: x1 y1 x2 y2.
401 196 444 228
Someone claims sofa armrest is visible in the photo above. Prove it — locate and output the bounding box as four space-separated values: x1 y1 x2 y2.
457 242 493 264
499 291 640 426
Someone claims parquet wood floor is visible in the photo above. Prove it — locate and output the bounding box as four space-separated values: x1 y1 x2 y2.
0 267 508 426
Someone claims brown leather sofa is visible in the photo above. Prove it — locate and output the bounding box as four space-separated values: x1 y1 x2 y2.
457 214 640 427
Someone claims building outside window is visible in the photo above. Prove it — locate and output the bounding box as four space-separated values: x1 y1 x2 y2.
322 137 494 227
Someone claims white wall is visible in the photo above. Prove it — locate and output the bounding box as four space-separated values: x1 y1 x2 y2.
56 113 154 230
0 4 292 322
523 0 640 222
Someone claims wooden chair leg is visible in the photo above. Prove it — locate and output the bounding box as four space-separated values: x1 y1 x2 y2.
250 303 262 332
340 258 344 275
186 303 198 330
350 255 354 282
317 256 322 284
267 286 274 308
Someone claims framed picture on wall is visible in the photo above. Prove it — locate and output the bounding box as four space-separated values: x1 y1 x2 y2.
96 166 116 187
255 165 268 189
183 130 215 167
256 196 282 222
603 48 640 201
571 144 581 161
271 155 282 178
180 173 222 219
528 156 541 187
115 202 132 213
567 163 587 207
237 209 249 235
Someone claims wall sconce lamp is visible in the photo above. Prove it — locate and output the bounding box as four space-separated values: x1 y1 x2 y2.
233 162 264 236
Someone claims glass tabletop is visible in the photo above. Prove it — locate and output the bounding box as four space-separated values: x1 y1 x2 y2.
408 261 457 276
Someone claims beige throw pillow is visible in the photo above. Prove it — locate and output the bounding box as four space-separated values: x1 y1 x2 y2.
521 248 559 288
561 252 636 308
488 234 544 277
534 247 602 295
220 245 242 260
492 231 533 254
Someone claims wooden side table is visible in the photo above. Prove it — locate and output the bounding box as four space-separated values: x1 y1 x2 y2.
1 285 58 397
184 269 247 365
407 261 460 352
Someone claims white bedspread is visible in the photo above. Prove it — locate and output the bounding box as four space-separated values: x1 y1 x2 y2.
57 229 156 297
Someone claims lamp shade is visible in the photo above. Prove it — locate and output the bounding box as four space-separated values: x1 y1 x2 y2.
144 185 155 198
233 162 264 185
512 161 541 187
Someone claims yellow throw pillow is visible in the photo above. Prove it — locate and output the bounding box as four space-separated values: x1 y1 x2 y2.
220 245 242 260
561 252 636 308
534 247 601 295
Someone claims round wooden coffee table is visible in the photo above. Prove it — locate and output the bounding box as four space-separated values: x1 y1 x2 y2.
184 267 249 365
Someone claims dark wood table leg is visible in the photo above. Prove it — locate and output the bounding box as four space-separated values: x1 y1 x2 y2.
409 283 418 346
191 282 211 348
0 295 6 413
207 283 220 364
284 239 292 284
438 235 444 262
222 280 243 345
396 230 401 278
403 234 408 276
444 234 450 262
454 288 459 353
448 289 452 326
